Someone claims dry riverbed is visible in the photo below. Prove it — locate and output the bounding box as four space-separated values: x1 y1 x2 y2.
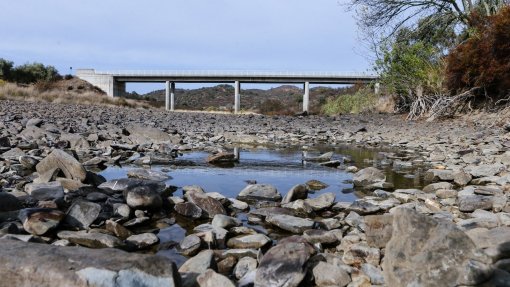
0 99 510 286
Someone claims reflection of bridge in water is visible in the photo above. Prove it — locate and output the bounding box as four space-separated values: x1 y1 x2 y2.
76 69 379 114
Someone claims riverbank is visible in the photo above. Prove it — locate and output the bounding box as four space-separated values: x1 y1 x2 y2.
1 99 510 286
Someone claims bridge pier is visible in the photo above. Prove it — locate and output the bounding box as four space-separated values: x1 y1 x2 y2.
374 82 380 94
165 81 175 111
234 81 240 114
303 82 310 113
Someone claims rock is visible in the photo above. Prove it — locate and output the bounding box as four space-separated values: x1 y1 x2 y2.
422 182 453 193
228 198 249 210
197 269 235 287
234 257 258 280
57 230 125 249
207 152 237 164
1 147 25 160
212 214 242 229
59 133 90 150
313 261 351 287
459 195 494 212
282 199 314 216
342 243 380 266
179 250 216 287
425 169 454 182
19 208 64 235
105 220 132 239
347 199 381 215
26 118 43 127
126 233 159 249
303 229 339 245
238 184 282 202
127 168 171 181
124 185 163 210
303 151 333 162
361 263 385 285
126 124 171 144
0 192 22 212
24 181 64 201
364 214 394 248
382 208 492 286
453 171 472 186
353 167 386 187
113 203 131 218
65 200 101 229
19 155 38 170
186 191 226 218
175 202 202 218
99 178 166 193
281 184 308 204
36 149 87 182
304 192 335 211
0 239 180 287
305 179 328 190
179 234 202 256
217 256 237 275
227 234 271 249
467 164 505 178
266 214 314 234
255 236 315 287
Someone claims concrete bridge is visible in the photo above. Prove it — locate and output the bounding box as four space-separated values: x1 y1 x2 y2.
76 69 379 113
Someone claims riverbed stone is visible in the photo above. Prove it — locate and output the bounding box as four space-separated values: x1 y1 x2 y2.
313 261 351 287
227 234 271 249
365 214 393 248
57 230 125 249
105 219 132 239
65 200 101 229
175 202 202 218
0 239 180 287
382 208 492 286
197 269 235 287
207 152 236 164
179 250 216 287
0 192 23 212
423 182 453 193
126 233 159 249
255 236 315 287
212 214 242 229
459 194 494 212
305 179 328 190
266 214 314 233
238 184 282 202
466 164 505 178
19 208 64 235
353 167 386 187
281 184 308 204
25 181 64 201
127 168 171 181
124 185 163 210
186 190 226 218
180 234 202 256
304 192 335 211
36 149 87 182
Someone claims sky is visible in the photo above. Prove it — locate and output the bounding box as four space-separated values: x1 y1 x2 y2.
0 0 371 93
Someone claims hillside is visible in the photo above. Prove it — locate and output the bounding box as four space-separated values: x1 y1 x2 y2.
126 84 360 114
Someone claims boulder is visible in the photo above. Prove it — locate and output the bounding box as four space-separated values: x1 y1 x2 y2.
126 124 171 144
207 152 237 164
304 192 335 211
227 234 271 249
196 269 235 287
281 184 308 204
234 257 258 280
19 208 64 235
127 168 171 181
124 185 163 210
0 192 22 212
0 239 180 287
36 149 87 182
126 233 159 249
305 179 328 190
179 250 216 287
186 191 226 219
364 214 394 248
175 202 202 218
212 214 242 229
238 184 282 202
459 195 494 212
179 234 202 256
353 167 386 187
255 236 315 287
313 261 351 287
382 208 492 286
57 231 125 249
24 182 64 201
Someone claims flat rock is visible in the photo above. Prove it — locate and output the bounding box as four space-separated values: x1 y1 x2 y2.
238 184 282 202
227 234 271 249
65 200 101 229
126 233 159 249
175 202 202 218
179 250 216 287
19 208 64 235
304 192 335 211
313 261 351 287
266 214 314 234
57 230 125 249
197 269 235 287
186 191 226 218
99 178 165 193
25 181 64 201
207 152 237 164
459 195 494 212
234 257 258 280
127 168 171 181
0 239 180 287
179 234 202 256
466 164 505 178
353 167 386 187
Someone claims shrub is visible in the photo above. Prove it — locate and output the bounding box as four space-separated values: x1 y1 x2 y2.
447 6 510 98
320 88 378 115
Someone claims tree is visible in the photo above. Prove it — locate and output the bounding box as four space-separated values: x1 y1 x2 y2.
10 62 61 84
0 58 14 80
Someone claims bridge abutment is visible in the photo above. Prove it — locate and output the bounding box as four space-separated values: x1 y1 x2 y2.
165 81 175 111
234 81 240 114
76 69 125 97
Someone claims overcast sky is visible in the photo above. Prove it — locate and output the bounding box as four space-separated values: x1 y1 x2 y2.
0 0 371 92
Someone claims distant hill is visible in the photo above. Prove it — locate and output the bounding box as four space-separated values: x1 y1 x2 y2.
126 84 361 114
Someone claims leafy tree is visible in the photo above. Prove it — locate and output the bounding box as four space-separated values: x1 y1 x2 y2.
0 58 14 80
10 62 61 84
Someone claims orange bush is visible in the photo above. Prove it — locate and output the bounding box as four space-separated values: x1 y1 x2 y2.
447 5 510 97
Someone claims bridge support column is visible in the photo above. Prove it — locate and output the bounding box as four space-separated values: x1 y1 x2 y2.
165 82 176 111
303 82 310 113
234 81 240 114
374 82 380 95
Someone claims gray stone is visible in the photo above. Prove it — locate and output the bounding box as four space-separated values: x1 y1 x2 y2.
25 181 64 201
361 263 385 285
425 169 454 182
304 192 335 211
207 152 236 164
127 168 171 181
99 178 165 193
382 208 492 287
342 243 380 266
305 179 328 190
57 230 125 249
467 164 505 178
255 236 315 287
313 261 351 287
212 214 242 229
126 124 171 144
179 250 216 287
303 229 339 245
353 167 386 187
0 239 180 287
422 182 453 193
0 192 22 212
234 257 258 280
347 199 381 215
197 269 235 287
186 191 226 218
125 185 163 210
266 214 314 234
65 200 101 229
459 195 494 212
227 234 271 249
453 171 472 186
179 234 202 256
238 184 282 202
175 202 202 218
126 233 159 249
105 220 132 239
281 184 308 204
365 214 393 248
36 149 87 182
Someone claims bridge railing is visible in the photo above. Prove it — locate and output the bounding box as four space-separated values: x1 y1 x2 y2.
92 70 379 78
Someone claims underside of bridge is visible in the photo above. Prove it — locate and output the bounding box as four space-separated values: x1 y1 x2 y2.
76 69 379 114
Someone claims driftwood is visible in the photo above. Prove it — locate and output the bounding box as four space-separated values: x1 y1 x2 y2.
405 88 477 121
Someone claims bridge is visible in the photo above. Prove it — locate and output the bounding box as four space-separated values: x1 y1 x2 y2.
76 69 379 113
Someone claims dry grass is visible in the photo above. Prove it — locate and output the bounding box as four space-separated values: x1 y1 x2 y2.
0 82 155 109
